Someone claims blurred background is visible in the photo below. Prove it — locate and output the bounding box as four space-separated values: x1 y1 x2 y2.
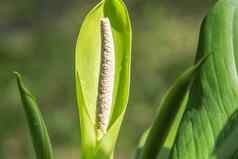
0 0 216 158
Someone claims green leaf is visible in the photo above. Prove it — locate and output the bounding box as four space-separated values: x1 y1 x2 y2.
75 0 131 158
214 110 238 159
135 128 150 159
14 72 54 159
136 59 205 159
169 0 238 159
156 94 189 159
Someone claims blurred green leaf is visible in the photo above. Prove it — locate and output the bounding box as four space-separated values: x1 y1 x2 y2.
14 72 54 159
75 0 131 158
169 0 238 159
135 128 150 159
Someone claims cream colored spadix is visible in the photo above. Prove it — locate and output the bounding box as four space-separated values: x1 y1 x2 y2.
96 17 115 140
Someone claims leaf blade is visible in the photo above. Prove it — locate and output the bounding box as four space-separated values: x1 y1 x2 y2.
14 72 54 159
170 1 238 159
137 59 204 159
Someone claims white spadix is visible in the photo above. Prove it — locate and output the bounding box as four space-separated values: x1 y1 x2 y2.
96 17 115 140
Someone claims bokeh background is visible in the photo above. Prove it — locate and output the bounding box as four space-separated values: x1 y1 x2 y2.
0 0 216 158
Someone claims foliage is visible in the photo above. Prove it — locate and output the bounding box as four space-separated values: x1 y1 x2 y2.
137 0 238 159
14 72 54 159
170 0 238 158
12 0 238 159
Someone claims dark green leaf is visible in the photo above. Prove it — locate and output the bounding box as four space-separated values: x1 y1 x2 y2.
170 0 238 158
14 72 54 159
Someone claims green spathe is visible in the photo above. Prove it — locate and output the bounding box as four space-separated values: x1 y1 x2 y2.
75 0 132 158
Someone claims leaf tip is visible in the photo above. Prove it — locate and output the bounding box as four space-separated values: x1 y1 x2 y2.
13 71 21 81
13 71 33 98
13 71 24 91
